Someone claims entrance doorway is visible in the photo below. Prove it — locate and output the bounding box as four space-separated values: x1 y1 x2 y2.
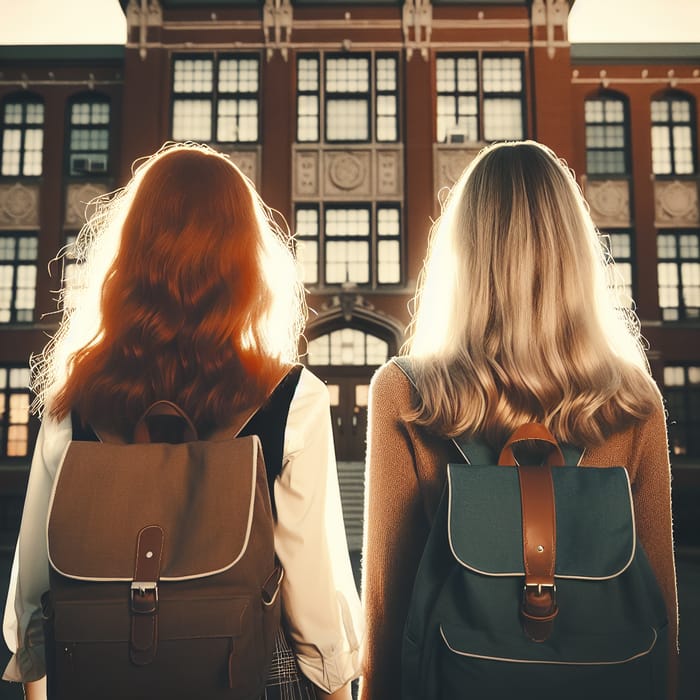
306 327 391 560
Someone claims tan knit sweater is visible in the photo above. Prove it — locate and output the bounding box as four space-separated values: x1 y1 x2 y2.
359 361 679 700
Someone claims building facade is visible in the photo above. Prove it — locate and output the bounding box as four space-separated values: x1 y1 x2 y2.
0 0 698 554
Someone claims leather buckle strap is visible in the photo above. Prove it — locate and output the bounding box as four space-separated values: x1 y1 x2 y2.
130 526 164 665
517 464 559 642
131 581 158 614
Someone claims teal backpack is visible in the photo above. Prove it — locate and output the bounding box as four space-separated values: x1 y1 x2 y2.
395 358 668 700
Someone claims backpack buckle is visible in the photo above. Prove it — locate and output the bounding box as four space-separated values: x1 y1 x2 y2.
131 581 158 614
523 581 557 597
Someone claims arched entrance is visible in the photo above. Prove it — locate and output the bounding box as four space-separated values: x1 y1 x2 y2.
304 308 402 557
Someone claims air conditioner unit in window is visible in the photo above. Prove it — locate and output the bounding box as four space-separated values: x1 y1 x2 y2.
71 154 108 175
446 125 469 144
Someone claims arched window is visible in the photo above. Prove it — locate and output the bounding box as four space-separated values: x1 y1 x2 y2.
66 93 111 176
307 327 389 366
1 93 44 177
651 92 696 175
584 91 630 175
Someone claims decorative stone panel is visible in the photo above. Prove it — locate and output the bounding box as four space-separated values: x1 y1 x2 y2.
230 151 259 188
65 183 110 228
293 146 403 201
654 180 699 228
325 150 372 197
0 183 40 228
295 150 320 197
376 150 402 197
583 179 631 228
433 145 481 196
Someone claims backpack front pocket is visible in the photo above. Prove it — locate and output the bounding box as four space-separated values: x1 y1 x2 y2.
438 622 665 700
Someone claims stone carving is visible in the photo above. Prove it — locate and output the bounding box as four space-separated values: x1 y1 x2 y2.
325 151 371 197
0 183 40 228
376 150 403 197
403 0 433 61
654 180 699 227
65 183 110 227
433 146 480 195
263 0 293 62
294 146 402 200
227 150 259 187
584 179 631 228
531 0 569 58
294 150 319 198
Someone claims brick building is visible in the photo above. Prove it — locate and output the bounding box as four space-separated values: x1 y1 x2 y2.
0 0 698 556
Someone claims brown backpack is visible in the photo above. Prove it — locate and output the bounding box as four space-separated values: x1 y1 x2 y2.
42 401 283 700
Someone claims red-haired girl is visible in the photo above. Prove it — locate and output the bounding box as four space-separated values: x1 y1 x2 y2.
4 143 361 700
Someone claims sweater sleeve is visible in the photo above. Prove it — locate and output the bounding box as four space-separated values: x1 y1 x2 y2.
359 363 430 700
627 398 679 697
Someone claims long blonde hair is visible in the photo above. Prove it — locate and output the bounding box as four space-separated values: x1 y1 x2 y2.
33 142 306 436
404 140 658 447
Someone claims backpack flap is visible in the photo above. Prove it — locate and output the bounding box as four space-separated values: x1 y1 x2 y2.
446 463 636 579
47 435 265 582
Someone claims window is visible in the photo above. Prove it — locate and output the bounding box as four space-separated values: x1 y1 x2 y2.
657 231 699 321
600 230 634 308
585 95 629 175
295 203 401 287
296 53 399 143
436 54 524 143
1 95 44 176
307 328 388 366
172 55 260 143
663 365 700 457
651 94 696 175
0 233 38 323
60 233 81 312
67 96 110 176
0 366 31 458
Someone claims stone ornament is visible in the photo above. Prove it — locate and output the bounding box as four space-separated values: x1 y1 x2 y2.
376 150 402 197
433 146 480 195
583 179 631 228
0 183 40 228
654 180 699 227
65 184 109 227
293 147 402 200
295 151 319 197
326 151 371 196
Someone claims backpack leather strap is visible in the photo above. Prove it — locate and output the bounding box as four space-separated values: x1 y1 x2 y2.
130 525 164 665
517 465 558 642
501 424 561 642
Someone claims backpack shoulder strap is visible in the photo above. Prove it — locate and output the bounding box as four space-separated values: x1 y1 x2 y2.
238 364 304 513
391 357 583 466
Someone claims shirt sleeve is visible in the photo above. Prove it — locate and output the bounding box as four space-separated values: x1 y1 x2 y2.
3 416 72 683
273 368 363 693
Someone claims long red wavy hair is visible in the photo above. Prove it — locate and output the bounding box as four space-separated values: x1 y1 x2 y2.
40 143 306 437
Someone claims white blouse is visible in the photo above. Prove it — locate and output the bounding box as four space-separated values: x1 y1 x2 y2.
3 367 362 693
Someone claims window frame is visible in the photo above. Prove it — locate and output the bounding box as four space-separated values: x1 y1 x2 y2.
296 51 401 145
66 93 111 177
435 51 526 144
599 229 636 309
584 91 631 177
651 92 697 176
663 364 700 458
171 52 262 145
0 365 31 459
657 229 700 322
0 231 38 325
294 202 403 289
1 93 44 178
